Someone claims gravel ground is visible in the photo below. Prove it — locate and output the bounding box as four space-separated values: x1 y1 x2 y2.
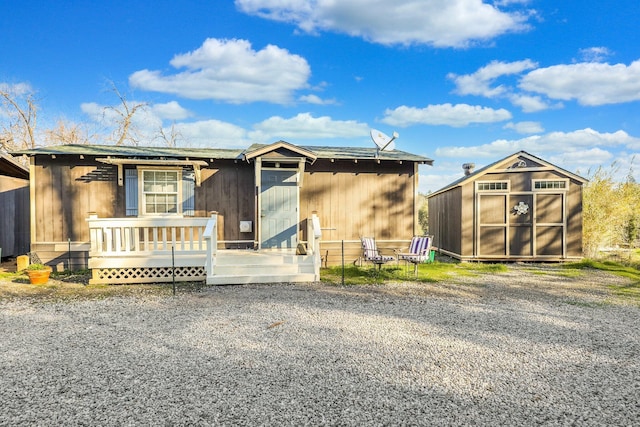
1 266 639 426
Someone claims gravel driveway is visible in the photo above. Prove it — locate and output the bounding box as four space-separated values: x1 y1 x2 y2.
1 266 639 426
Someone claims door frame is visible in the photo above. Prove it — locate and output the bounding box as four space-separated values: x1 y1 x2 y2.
254 156 307 250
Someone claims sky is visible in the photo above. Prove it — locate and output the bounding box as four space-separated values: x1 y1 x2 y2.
1 0 640 193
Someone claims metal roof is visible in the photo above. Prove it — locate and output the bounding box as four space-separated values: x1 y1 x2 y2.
428 151 587 198
12 144 244 159
12 142 433 164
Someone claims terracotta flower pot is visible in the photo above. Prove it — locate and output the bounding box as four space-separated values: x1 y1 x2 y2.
27 268 52 285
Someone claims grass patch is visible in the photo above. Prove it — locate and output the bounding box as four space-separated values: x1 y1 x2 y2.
320 261 507 285
563 259 640 304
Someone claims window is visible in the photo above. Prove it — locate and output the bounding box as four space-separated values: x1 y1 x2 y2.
533 180 568 190
125 167 195 216
142 170 179 214
477 181 509 191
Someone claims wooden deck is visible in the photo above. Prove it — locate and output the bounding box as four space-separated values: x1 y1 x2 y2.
86 213 322 285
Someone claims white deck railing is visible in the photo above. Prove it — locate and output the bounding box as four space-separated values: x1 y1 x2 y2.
86 213 217 284
203 213 218 279
87 213 216 257
308 213 322 279
85 212 321 284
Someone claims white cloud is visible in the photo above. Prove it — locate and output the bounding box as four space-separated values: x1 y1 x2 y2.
248 112 369 141
520 60 640 106
382 103 512 127
0 82 34 96
507 93 553 112
129 38 311 104
449 59 538 97
421 130 640 193
503 121 543 134
173 120 250 148
435 128 640 159
236 0 533 47
299 94 338 105
578 46 613 63
419 164 467 194
150 101 191 120
80 102 111 124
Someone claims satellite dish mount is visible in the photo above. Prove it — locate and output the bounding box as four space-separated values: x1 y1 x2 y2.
370 129 398 158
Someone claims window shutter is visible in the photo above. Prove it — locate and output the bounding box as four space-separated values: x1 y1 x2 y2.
182 171 195 216
125 168 138 216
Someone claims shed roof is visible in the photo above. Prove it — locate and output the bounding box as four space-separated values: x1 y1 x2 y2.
0 152 29 180
428 151 587 198
12 142 433 164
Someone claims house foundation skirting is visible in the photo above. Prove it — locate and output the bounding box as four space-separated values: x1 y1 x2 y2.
90 266 206 285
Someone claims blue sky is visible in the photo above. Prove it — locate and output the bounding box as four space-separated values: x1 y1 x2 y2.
2 0 639 192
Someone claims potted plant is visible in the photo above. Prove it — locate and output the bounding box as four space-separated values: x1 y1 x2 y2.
25 263 52 285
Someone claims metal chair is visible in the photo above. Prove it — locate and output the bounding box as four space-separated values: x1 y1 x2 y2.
396 235 433 276
361 237 394 270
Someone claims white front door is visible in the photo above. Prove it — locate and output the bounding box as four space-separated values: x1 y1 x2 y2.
260 170 298 249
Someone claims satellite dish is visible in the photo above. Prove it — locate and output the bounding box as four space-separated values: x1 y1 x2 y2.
370 129 398 156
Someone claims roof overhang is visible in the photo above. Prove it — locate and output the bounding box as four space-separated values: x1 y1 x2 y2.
0 152 29 180
243 141 317 164
96 157 209 187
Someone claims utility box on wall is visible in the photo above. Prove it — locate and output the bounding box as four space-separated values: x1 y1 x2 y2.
239 221 252 233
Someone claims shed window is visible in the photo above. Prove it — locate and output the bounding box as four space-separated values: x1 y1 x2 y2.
533 180 567 190
125 167 195 216
477 181 509 191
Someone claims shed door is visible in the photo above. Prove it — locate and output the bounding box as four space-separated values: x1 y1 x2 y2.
260 170 298 249
534 193 565 256
509 194 533 257
477 194 507 257
478 192 565 258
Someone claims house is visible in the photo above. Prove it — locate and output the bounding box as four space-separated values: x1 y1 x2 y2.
427 151 586 261
0 152 30 259
13 141 432 283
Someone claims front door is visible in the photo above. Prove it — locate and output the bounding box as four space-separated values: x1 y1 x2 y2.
260 169 298 249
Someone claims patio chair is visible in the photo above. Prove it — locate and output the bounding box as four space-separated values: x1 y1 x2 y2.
361 237 394 269
396 235 433 276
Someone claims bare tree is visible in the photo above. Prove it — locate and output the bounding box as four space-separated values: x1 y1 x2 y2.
155 122 182 147
0 84 38 150
43 119 95 146
103 81 148 146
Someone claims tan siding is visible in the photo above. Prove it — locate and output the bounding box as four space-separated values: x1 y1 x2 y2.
301 160 415 244
197 162 255 242
460 183 473 256
428 187 462 257
34 158 117 242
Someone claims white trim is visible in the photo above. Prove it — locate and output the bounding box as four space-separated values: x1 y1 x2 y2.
137 167 183 217
532 178 569 192
476 180 510 192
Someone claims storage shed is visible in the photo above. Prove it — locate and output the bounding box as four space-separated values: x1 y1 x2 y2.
428 151 587 261
0 152 30 258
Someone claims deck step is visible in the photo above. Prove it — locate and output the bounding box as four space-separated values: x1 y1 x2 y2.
206 273 317 285
214 264 314 275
